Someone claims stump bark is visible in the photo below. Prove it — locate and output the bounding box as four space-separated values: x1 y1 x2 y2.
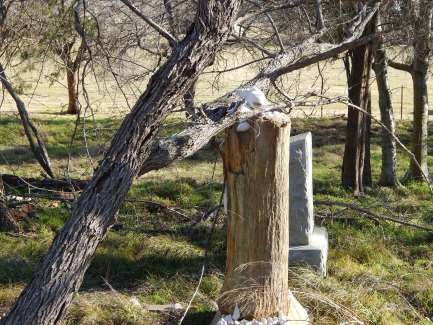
218 113 292 320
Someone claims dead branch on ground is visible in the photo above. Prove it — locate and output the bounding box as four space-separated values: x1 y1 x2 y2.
316 200 433 232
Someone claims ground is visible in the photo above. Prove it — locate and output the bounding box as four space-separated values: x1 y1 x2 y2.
0 111 432 324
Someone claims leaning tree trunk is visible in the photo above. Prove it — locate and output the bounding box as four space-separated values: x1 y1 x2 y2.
0 64 54 178
341 27 374 194
373 31 400 187
218 114 292 320
0 1 241 324
66 67 80 115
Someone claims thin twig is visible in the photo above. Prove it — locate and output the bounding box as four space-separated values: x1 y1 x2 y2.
119 0 177 47
177 265 205 325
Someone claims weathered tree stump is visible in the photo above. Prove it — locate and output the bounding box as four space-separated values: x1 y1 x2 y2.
218 112 299 320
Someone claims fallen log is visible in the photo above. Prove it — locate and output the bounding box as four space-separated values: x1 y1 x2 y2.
2 174 88 192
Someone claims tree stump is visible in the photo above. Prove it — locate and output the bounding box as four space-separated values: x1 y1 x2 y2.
218 112 295 320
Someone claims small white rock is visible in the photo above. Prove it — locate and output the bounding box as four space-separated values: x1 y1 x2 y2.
223 315 233 323
129 296 141 307
232 304 241 321
216 319 227 325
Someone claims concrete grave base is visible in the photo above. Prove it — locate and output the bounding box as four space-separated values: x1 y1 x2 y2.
289 227 328 276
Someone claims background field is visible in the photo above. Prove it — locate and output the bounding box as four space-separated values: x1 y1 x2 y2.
1 51 432 120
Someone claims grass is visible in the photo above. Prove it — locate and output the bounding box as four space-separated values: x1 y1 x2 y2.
0 111 432 324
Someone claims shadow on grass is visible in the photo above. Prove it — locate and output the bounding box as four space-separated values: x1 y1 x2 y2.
182 311 215 325
84 251 207 290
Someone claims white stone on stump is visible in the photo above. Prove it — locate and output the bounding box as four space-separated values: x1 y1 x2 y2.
288 132 328 276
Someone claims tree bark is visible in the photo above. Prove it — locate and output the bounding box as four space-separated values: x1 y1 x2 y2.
163 0 177 36
184 80 197 118
363 94 372 187
0 1 241 324
66 67 79 115
218 113 292 320
408 70 430 180
0 175 20 233
372 26 400 187
388 1 432 182
406 2 432 180
341 19 374 194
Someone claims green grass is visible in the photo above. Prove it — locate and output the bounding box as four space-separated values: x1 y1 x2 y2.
0 115 432 324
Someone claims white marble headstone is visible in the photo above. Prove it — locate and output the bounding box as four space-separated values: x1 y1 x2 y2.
289 132 314 246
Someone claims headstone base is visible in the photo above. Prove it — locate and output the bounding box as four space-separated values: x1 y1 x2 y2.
289 227 328 276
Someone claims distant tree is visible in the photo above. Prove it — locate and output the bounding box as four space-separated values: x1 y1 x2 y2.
29 0 90 115
341 2 376 194
372 9 400 187
388 0 432 181
0 0 54 177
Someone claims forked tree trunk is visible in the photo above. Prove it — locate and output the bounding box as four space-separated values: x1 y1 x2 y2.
218 114 295 320
66 67 80 115
373 31 400 187
0 1 241 324
341 23 374 194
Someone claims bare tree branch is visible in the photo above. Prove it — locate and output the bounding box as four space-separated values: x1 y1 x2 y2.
316 200 433 232
264 12 285 52
236 0 306 24
315 0 325 30
137 3 381 176
388 59 413 73
119 0 178 47
0 63 55 178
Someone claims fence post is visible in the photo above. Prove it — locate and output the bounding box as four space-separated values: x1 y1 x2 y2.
401 85 404 120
